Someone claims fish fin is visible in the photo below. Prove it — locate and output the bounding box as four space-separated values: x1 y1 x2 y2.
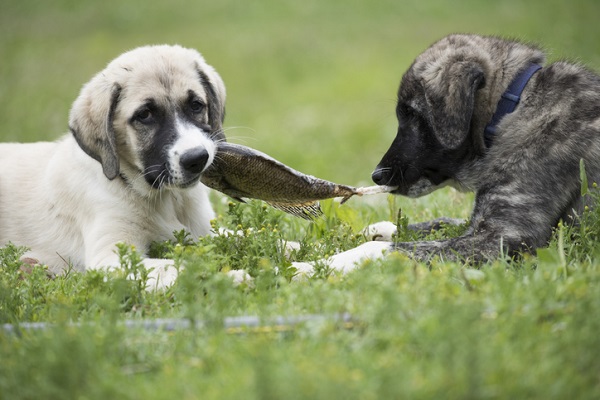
339 192 360 205
266 201 323 220
222 196 246 203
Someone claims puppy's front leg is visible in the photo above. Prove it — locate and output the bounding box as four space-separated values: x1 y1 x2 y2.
392 215 543 263
292 233 490 278
293 218 466 278
292 241 392 278
327 241 392 272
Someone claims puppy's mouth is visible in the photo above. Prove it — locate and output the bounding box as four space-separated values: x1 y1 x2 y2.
144 165 204 190
373 167 450 196
178 174 202 189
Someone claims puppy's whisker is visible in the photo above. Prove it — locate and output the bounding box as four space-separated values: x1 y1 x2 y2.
126 165 164 189
375 167 396 186
221 126 257 135
224 136 258 145
151 170 165 191
212 154 226 164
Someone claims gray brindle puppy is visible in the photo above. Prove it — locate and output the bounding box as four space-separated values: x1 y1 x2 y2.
294 33 600 274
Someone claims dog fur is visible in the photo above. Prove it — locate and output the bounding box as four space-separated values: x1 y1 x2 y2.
294 34 600 274
0 45 226 289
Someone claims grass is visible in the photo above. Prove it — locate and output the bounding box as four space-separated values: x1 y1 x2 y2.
2 0 600 398
2 199 600 398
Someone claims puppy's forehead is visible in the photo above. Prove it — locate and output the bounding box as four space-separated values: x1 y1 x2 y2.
124 63 205 103
107 45 209 107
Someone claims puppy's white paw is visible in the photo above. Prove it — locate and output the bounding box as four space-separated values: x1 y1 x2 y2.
290 262 315 281
328 241 391 273
283 240 301 258
362 221 397 241
289 242 392 279
226 269 253 286
144 260 179 291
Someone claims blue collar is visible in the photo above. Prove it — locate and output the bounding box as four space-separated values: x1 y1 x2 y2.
484 63 542 147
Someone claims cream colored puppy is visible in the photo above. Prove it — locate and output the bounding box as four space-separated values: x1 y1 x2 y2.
0 45 226 289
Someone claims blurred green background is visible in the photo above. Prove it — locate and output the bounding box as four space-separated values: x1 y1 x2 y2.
1 0 599 187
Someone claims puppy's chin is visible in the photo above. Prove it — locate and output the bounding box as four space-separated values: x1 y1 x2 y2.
400 178 448 198
170 174 202 189
145 171 204 191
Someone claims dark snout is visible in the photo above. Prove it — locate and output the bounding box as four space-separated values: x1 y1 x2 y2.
371 131 403 187
371 163 422 187
180 148 209 174
370 131 426 193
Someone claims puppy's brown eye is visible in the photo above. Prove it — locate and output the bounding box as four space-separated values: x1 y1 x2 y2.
136 108 153 123
190 100 205 114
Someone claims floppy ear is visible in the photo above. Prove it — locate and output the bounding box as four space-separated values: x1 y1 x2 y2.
197 66 227 141
424 61 485 149
69 82 122 180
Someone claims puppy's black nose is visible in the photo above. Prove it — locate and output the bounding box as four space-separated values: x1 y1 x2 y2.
180 148 209 174
371 168 389 185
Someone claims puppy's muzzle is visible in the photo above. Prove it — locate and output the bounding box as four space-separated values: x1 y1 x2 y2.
180 148 209 174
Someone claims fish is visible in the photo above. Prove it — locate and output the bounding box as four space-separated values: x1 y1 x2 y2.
200 142 396 219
